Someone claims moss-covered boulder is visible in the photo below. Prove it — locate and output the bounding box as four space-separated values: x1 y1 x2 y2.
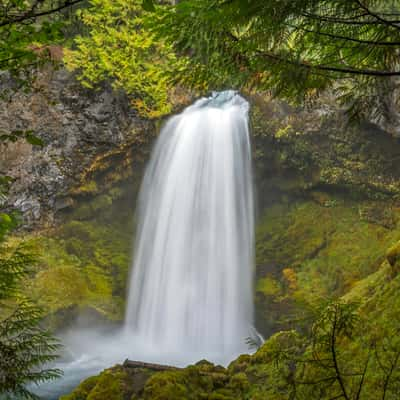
61 367 127 400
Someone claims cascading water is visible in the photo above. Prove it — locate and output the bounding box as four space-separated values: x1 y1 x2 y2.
32 91 256 399
125 90 255 364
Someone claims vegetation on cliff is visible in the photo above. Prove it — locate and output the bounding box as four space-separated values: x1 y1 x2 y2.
21 140 148 328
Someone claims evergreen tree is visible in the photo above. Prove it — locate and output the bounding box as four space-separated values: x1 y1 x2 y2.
0 212 61 399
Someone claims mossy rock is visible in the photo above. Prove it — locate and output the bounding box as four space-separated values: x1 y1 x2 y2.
386 240 400 268
254 196 400 336
21 172 136 328
61 368 127 400
143 370 193 400
228 354 251 374
60 366 157 400
60 375 100 400
227 372 250 392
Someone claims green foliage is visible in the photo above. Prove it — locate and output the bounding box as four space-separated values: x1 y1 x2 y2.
64 0 400 119
22 178 136 327
0 130 44 147
65 0 185 118
255 197 400 301
148 0 400 120
253 194 400 341
26 226 127 325
60 369 127 400
0 0 83 83
0 224 61 399
0 238 35 301
142 0 155 12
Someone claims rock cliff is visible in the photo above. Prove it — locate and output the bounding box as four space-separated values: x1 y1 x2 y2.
0 67 153 228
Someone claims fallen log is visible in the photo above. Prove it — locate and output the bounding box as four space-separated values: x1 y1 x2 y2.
123 359 181 371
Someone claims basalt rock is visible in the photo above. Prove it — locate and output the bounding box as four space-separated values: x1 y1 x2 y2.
0 67 153 228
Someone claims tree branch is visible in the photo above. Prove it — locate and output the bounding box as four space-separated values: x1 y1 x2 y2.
258 51 400 77
382 350 400 400
0 0 84 28
302 11 400 25
355 354 370 400
331 307 350 400
287 23 400 46
354 0 400 30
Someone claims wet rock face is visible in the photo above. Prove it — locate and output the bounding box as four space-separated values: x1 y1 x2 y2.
250 93 400 208
0 68 152 228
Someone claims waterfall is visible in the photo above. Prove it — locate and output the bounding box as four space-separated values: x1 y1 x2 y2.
125 90 255 364
30 91 256 399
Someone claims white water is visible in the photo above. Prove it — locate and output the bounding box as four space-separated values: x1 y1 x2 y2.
31 91 255 399
125 90 255 364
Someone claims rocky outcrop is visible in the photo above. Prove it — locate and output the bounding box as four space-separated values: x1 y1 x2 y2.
0 67 153 228
250 93 400 210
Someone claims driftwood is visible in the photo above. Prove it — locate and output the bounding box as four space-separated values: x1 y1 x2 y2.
123 359 181 371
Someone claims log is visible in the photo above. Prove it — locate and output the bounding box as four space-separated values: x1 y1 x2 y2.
123 359 181 371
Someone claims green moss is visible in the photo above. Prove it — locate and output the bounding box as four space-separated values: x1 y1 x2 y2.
386 240 400 267
21 176 135 327
228 354 251 374
72 180 99 195
143 371 189 400
60 375 100 400
255 202 328 268
61 369 127 400
227 372 249 392
72 195 114 219
86 370 126 400
255 196 400 335
207 389 237 400
31 263 90 312
256 276 282 297
142 366 216 400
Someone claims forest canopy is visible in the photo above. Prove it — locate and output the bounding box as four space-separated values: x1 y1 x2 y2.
65 0 400 119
